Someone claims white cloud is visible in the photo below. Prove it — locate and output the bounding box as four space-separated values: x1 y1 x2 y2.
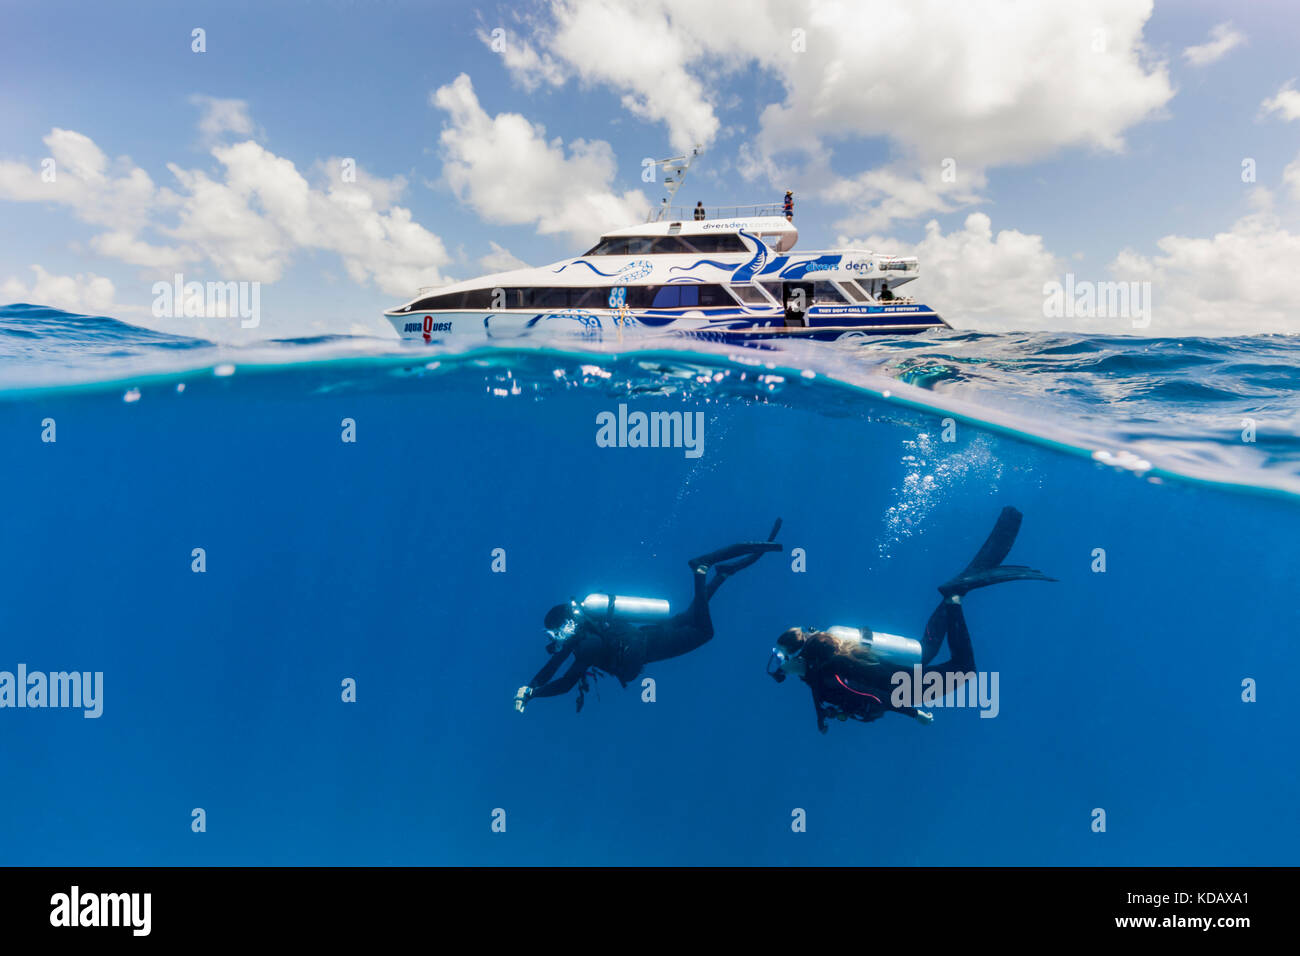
550 0 723 151
841 213 1063 331
754 0 1171 169
162 152 289 280
479 28 566 92
506 1 1173 229
190 95 256 143
1 264 123 315
848 209 1300 336
164 140 451 294
313 157 409 208
1113 211 1300 335
1182 21 1245 67
509 0 728 151
89 230 197 271
0 128 167 234
1260 84 1300 195
1283 157 1300 201
480 241 529 273
824 164 988 236
1261 81 1300 122
505 2 1176 164
0 111 452 300
431 72 651 241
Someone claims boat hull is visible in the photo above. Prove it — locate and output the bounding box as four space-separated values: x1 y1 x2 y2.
385 305 946 344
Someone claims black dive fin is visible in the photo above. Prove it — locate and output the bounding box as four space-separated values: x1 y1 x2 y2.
689 541 782 572
939 507 1055 597
960 506 1023 575
940 565 1057 597
688 518 784 570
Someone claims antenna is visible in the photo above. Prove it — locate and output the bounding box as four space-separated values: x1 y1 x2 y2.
650 145 702 222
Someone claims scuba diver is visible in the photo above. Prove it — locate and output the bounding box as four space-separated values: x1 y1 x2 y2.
515 519 783 713
766 507 1054 733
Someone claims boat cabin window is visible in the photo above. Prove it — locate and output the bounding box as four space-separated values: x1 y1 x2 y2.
841 280 869 303
865 279 900 300
408 284 744 311
650 286 682 308
405 287 596 310
529 288 570 309
642 284 735 308
405 290 470 311
728 284 773 305
583 236 647 255
583 234 748 255
810 281 849 304
651 237 690 254
515 287 607 309
681 234 748 253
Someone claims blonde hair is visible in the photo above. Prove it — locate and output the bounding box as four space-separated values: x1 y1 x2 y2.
779 627 877 670
816 629 877 669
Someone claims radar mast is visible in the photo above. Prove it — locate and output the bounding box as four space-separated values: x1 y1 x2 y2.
650 145 702 222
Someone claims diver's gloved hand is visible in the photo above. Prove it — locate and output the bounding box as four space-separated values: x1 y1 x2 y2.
514 686 532 713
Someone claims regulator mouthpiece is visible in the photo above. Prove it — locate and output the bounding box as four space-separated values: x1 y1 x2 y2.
766 650 788 682
767 644 804 681
547 617 578 644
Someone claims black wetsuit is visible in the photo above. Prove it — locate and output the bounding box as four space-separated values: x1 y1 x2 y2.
802 600 974 729
527 528 781 711
528 566 717 705
798 506 1052 731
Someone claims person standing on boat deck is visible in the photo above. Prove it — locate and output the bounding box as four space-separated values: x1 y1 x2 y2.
783 190 794 221
515 520 783 714
694 201 706 221
879 280 895 301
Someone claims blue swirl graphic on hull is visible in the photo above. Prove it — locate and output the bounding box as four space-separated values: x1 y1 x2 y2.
525 310 603 329
551 259 620 277
668 259 735 274
618 259 654 281
730 230 769 283
551 258 654 280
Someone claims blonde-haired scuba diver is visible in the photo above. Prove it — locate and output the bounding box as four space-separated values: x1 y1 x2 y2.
767 507 1055 732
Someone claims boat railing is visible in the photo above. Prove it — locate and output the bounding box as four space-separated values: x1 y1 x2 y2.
648 203 787 222
878 258 919 273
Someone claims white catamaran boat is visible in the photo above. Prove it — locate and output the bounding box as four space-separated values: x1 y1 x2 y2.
386 150 947 344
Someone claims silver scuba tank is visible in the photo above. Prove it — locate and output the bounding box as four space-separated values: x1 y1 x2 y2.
580 593 671 621
825 625 923 667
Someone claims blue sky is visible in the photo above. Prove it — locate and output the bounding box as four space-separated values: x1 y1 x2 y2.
2 0 1298 338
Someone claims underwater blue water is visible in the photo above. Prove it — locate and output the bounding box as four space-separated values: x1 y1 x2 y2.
1 304 1297 865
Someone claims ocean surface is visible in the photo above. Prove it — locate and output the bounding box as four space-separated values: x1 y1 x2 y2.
1 302 1297 865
